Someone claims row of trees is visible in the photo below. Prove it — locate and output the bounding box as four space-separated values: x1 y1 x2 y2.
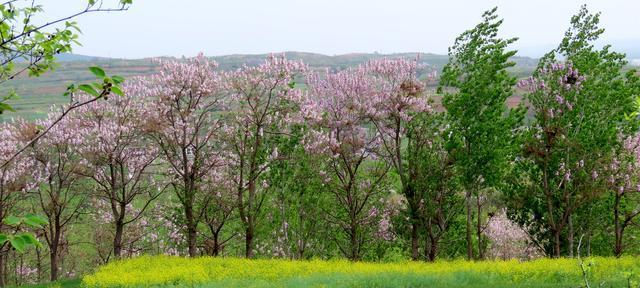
0 5 638 286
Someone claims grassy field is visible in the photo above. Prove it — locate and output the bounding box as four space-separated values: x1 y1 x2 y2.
16 255 628 288
1 59 157 121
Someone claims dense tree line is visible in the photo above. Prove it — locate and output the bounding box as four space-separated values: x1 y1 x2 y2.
0 5 638 286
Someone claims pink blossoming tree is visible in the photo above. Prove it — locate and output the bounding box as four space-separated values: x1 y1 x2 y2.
72 89 163 260
302 64 389 261
364 58 432 260
26 113 87 281
221 55 305 258
140 55 227 257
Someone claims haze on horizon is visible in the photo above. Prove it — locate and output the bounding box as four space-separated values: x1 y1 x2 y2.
38 0 640 59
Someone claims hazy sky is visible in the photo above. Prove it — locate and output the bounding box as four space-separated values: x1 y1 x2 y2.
38 0 639 58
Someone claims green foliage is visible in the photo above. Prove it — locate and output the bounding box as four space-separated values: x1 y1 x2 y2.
506 5 640 257
440 7 524 190
64 67 126 101
439 7 526 259
0 0 133 113
0 214 47 252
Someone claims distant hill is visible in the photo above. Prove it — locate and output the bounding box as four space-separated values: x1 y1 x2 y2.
53 51 537 72
3 49 637 121
54 53 114 62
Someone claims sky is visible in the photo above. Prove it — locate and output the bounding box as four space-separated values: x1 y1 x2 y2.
37 0 640 59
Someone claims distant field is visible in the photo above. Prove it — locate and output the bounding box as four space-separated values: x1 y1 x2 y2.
73 255 640 288
1 59 158 121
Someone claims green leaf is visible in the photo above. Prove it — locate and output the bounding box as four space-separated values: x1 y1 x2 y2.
112 75 125 84
16 233 40 247
3 215 21 226
0 102 15 113
78 84 99 97
23 214 48 227
9 236 26 252
111 86 124 96
0 234 8 245
89 66 106 78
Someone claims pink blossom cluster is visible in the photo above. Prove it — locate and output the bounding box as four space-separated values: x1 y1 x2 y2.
602 134 640 195
484 209 543 260
0 121 31 193
518 61 585 119
374 194 406 241
15 265 38 283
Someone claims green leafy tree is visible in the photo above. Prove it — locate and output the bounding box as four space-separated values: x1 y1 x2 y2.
406 112 463 261
439 7 524 260
510 5 639 257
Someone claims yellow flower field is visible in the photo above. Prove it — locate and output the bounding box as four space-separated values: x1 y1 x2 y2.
81 255 640 287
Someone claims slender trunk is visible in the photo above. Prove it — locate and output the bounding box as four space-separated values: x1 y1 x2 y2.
411 222 419 260
553 229 561 258
404 184 420 261
212 231 220 257
49 243 59 281
568 215 574 257
543 156 560 258
113 218 125 258
465 190 473 260
425 222 437 262
0 252 5 287
50 249 59 282
243 125 262 259
476 194 484 260
349 218 359 261
49 221 62 281
586 231 591 257
36 247 42 283
280 191 290 258
613 194 623 257
245 224 254 258
428 238 438 262
185 198 197 257
245 177 255 258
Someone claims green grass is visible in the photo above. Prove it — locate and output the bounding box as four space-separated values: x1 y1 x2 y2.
9 279 81 288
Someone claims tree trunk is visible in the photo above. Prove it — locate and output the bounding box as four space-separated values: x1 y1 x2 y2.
0 252 6 287
244 170 257 259
553 229 561 258
476 194 484 260
586 232 591 257
245 224 254 258
465 190 473 260
36 247 42 283
49 243 59 281
404 184 420 261
185 201 197 257
568 215 574 257
411 222 419 260
425 224 438 262
212 232 220 257
113 218 125 258
49 222 62 281
613 194 623 257
349 220 359 261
